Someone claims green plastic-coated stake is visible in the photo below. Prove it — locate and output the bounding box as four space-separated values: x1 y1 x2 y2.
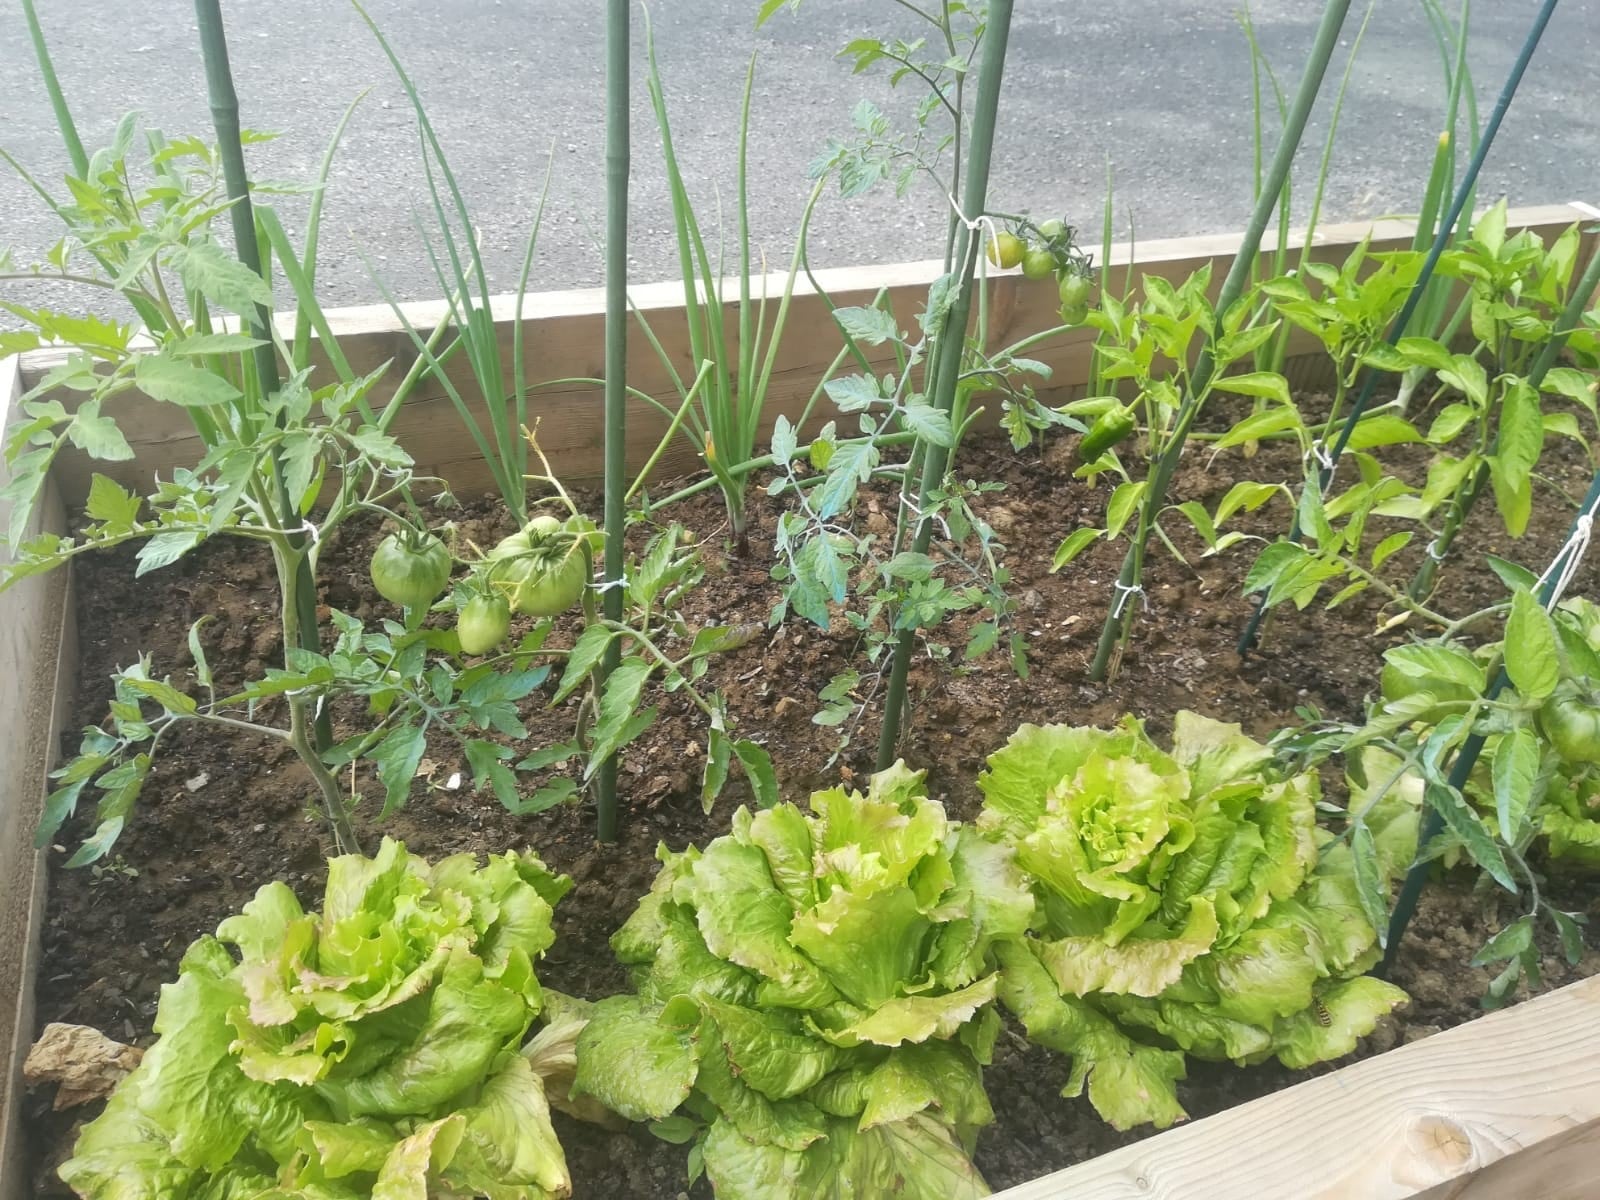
1406 236 1600 601
1237 0 1562 656
192 2 321 666
1381 466 1600 972
596 0 630 842
876 0 1015 772
1087 0 1354 683
194 0 351 851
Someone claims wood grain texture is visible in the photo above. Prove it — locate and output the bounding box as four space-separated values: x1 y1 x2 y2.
0 354 77 1200
994 974 1600 1200
19 204 1593 506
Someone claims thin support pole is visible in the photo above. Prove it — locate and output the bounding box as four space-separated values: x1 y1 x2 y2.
1238 0 1562 655
1087 0 1354 682
875 0 1015 772
596 0 630 842
1381 466 1600 971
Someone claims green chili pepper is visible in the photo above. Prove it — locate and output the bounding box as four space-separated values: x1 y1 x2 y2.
1078 404 1136 463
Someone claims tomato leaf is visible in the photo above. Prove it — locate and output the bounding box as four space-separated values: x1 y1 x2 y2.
371 724 426 818
1425 780 1516 893
1492 726 1540 843
1505 587 1560 702
135 351 242 407
1350 823 1391 947
553 625 615 705
732 739 779 810
702 727 733 814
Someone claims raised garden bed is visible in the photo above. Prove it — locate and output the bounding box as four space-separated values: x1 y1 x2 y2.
6 205 1600 1199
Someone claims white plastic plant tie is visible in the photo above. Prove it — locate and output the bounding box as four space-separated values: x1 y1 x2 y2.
299 519 321 548
1425 537 1447 562
900 492 951 539
1309 439 1337 479
1535 510 1595 610
946 192 1002 268
591 576 629 594
1111 581 1148 618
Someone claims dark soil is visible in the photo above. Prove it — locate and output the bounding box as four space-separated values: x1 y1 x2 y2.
23 420 1600 1196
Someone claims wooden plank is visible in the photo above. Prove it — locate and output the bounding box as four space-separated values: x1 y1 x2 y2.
994 974 1600 1200
0 354 77 1200
19 204 1593 505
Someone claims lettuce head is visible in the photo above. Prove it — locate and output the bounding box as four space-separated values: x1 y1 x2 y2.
980 713 1410 1131
570 762 1033 1198
59 837 574 1199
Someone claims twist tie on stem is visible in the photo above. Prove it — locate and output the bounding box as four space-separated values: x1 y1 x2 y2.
1111 581 1148 618
901 492 952 540
946 192 1002 273
1535 511 1595 609
1425 538 1447 562
1307 439 1337 481
591 576 629 594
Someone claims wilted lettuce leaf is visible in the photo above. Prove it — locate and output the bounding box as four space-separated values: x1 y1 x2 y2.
59 838 573 1200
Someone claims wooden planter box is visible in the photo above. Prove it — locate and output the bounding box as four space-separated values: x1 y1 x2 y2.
3 203 1597 1199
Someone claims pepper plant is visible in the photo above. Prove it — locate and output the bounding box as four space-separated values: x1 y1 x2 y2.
1227 214 1599 635
1049 268 1297 621
1080 0 1356 681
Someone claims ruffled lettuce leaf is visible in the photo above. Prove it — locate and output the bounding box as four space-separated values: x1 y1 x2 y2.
982 714 1412 1130
701 1113 989 1200
59 838 572 1199
580 764 1013 1196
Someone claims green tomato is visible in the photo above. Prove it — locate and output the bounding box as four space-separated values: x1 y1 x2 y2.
1539 684 1600 767
490 514 564 560
491 516 590 618
1037 218 1065 241
986 231 1025 269
370 532 451 610
1059 302 1090 326
1021 247 1057 280
1058 272 1094 308
456 592 512 655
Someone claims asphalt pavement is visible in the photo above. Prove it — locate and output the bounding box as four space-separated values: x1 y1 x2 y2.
1 1 1595 310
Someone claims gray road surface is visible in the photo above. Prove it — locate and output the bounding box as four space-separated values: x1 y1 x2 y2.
1 1 1596 310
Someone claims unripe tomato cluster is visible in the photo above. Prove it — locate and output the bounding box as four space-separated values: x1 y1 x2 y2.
984 216 1097 325
367 512 600 657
